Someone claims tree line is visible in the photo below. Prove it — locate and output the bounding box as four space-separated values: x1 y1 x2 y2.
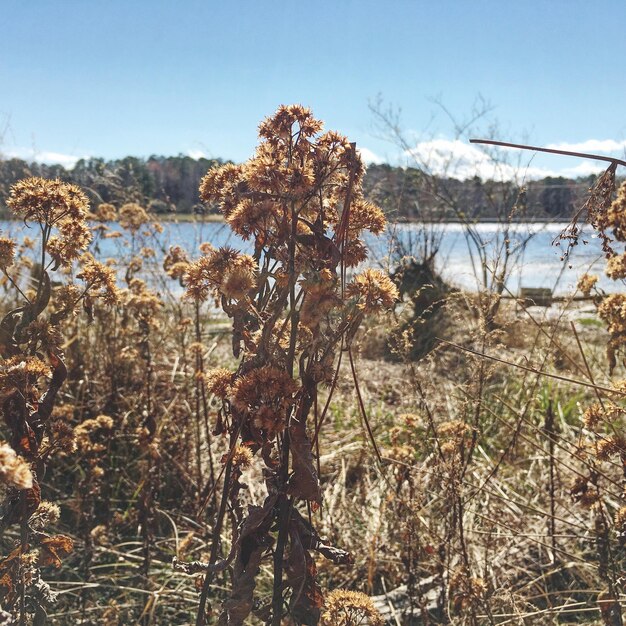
0 154 608 220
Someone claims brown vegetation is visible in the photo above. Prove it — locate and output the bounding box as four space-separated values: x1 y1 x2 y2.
0 107 625 625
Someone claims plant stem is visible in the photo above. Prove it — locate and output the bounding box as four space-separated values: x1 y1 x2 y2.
196 433 236 626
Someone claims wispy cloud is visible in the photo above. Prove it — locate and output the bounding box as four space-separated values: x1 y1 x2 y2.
2 147 89 168
545 139 626 154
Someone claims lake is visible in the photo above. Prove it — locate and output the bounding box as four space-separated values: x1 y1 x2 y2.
382 222 613 295
0 220 616 295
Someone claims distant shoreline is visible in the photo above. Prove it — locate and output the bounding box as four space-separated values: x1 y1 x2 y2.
389 216 572 225
0 213 575 226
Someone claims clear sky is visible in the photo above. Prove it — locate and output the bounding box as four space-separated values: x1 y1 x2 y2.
2 0 626 179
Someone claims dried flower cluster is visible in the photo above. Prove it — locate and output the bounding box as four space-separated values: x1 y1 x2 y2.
7 177 92 268
185 246 257 303
93 202 117 222
579 181 626 370
0 442 33 490
577 272 598 296
320 589 383 626
163 245 190 282
597 177 626 242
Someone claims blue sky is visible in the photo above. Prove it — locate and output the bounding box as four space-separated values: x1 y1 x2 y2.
2 0 626 179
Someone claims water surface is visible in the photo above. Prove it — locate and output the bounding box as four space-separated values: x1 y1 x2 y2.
0 220 616 295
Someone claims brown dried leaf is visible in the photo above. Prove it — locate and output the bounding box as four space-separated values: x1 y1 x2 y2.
39 535 73 569
217 495 276 626
287 522 322 625
0 547 23 607
218 542 265 626
292 509 352 565
18 428 37 457
37 350 68 422
287 417 321 503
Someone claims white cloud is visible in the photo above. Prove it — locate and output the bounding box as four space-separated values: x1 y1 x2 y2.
545 139 626 154
403 138 613 181
404 139 524 180
357 146 383 165
558 161 607 178
2 147 89 168
187 149 207 160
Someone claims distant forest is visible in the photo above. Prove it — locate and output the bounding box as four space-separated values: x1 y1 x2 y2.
0 154 610 221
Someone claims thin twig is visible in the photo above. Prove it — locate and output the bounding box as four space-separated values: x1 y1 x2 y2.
469 139 626 168
438 338 625 397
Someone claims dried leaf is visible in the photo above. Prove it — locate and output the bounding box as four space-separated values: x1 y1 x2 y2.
33 605 47 626
286 522 322 625
287 417 321 503
18 430 37 457
241 494 277 533
36 351 67 422
0 547 23 607
38 535 73 569
292 509 352 565
217 495 276 625
0 476 40 530
218 542 265 626
313 539 353 565
25 479 42 517
14 272 51 343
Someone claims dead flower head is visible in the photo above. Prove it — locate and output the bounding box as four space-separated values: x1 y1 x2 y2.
577 273 598 296
93 202 117 222
185 247 257 302
118 203 151 233
232 365 298 436
7 177 89 226
321 589 383 626
0 237 16 270
346 269 399 313
0 443 33 490
205 368 234 399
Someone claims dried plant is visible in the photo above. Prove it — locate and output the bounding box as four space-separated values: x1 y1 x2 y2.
565 177 626 625
0 177 119 623
178 105 397 626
